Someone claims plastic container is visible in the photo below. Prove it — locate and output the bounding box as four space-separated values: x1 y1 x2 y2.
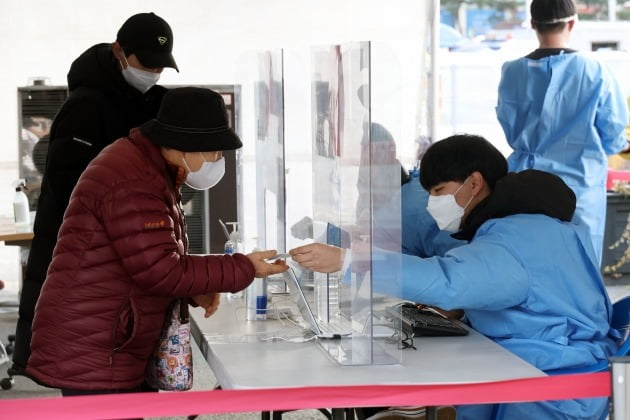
223 222 240 255
224 239 235 255
13 185 30 229
225 222 244 300
245 277 268 321
245 247 268 320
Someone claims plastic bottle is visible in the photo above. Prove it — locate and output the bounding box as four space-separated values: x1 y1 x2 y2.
245 246 268 321
224 222 244 300
224 222 242 254
224 238 235 255
245 279 268 321
13 183 30 230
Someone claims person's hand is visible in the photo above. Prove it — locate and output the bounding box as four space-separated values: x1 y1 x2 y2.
289 243 345 273
192 293 221 318
246 250 289 278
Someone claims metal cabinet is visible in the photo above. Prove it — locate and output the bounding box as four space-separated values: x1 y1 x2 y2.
603 193 630 275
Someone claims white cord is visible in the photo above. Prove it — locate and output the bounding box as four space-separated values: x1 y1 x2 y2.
260 335 318 343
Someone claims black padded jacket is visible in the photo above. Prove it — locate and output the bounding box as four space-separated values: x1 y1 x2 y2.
13 43 167 371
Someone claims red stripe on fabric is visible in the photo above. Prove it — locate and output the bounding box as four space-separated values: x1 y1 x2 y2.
0 372 611 420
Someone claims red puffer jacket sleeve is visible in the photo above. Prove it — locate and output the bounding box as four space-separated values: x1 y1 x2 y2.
95 177 255 296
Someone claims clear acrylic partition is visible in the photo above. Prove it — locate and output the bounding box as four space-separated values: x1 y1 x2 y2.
309 41 402 365
235 42 408 364
254 50 287 295
253 50 286 256
235 49 288 298
234 51 285 252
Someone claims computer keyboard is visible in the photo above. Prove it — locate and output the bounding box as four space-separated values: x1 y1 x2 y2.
385 304 469 337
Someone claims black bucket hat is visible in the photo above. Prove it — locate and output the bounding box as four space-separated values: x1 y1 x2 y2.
140 87 242 152
116 12 179 71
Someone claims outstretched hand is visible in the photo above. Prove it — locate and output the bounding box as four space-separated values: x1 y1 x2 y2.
246 250 289 278
289 243 344 273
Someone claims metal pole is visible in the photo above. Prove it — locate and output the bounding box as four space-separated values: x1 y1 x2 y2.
429 0 440 145
610 356 630 420
609 0 617 22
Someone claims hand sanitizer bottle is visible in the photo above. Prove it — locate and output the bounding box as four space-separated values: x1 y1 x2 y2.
225 222 243 300
224 222 240 255
224 238 235 255
13 182 30 230
226 222 240 252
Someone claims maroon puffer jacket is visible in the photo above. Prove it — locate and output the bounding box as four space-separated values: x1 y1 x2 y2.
27 128 255 391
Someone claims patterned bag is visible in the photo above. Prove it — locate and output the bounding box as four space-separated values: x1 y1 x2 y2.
146 299 193 391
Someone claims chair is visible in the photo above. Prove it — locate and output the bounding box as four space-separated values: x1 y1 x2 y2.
610 295 630 358
0 335 16 390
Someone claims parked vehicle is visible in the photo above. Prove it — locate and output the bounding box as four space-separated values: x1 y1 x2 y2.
440 23 487 52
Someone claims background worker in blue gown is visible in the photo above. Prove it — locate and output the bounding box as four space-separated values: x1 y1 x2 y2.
372 165 463 258
360 122 463 258
292 122 462 261
496 0 630 265
291 134 619 420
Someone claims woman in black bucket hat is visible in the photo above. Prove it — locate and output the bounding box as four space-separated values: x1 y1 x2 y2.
27 87 288 396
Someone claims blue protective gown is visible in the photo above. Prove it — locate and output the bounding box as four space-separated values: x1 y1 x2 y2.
496 51 629 264
372 214 617 420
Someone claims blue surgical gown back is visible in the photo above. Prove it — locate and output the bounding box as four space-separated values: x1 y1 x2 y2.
496 52 629 263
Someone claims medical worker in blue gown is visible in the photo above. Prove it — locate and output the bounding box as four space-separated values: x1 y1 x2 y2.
496 0 629 265
290 134 620 420
371 166 463 258
357 122 462 258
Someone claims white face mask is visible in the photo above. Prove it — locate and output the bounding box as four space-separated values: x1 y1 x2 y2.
426 178 473 233
182 153 225 190
119 52 160 93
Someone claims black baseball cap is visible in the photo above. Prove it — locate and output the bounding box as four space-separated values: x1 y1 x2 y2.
116 12 179 72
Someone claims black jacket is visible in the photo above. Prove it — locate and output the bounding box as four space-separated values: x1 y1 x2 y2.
453 169 576 242
13 43 167 370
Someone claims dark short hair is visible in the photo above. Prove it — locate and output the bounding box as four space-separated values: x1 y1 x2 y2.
420 134 507 191
531 0 576 34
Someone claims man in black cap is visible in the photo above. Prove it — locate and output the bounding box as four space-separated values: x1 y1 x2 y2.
8 12 179 379
27 87 288 395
